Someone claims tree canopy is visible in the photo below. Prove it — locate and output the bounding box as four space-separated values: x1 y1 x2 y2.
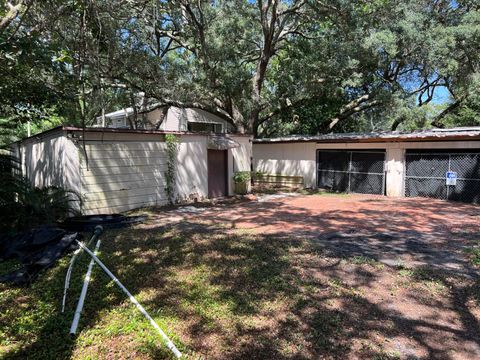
1 0 479 144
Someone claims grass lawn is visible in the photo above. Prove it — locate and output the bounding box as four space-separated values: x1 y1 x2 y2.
1 206 480 359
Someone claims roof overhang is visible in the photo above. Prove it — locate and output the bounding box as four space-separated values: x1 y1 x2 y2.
253 128 480 144
13 126 252 145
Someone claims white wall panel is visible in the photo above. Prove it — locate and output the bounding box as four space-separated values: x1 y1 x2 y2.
253 142 316 188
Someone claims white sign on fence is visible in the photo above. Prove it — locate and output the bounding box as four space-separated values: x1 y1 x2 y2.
446 171 457 186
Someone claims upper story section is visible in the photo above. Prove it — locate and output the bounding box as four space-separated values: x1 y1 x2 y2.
94 105 235 134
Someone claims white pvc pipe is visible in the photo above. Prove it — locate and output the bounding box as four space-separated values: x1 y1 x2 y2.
62 226 103 313
62 247 82 313
76 241 182 359
70 238 101 335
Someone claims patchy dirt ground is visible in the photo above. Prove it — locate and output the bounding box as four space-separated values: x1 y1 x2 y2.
135 193 480 359
147 193 480 276
2 194 480 359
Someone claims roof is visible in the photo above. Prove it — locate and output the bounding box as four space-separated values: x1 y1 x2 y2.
62 126 251 136
98 107 134 122
97 103 162 121
95 106 157 123
13 126 252 144
253 127 480 144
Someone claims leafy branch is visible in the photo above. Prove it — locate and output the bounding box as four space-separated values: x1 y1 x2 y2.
164 134 180 205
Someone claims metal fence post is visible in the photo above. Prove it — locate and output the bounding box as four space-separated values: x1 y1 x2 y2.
347 151 353 193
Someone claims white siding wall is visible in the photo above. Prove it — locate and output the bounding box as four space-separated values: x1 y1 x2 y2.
79 140 168 214
76 132 214 214
176 135 208 202
253 142 316 188
254 140 480 196
15 131 81 212
228 136 252 195
18 131 80 191
18 129 252 215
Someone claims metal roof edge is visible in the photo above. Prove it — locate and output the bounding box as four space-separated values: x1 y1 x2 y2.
13 126 252 144
253 130 480 144
63 126 252 137
11 126 66 145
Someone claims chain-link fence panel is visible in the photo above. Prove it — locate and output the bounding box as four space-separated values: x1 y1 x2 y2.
449 179 480 203
406 154 449 177
405 177 448 200
450 154 480 179
317 150 385 195
317 151 350 171
318 170 349 192
350 173 385 194
405 151 480 204
351 152 385 174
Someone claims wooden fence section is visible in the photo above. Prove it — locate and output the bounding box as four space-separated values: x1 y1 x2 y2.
255 173 304 188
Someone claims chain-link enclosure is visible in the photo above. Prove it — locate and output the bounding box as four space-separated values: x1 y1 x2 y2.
317 150 385 195
405 151 480 204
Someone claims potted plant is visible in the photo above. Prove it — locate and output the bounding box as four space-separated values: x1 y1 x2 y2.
233 171 251 195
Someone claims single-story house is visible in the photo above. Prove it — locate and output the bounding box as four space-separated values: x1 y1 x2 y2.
253 127 480 204
13 107 251 214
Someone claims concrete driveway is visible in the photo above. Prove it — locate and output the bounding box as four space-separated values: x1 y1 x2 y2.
152 193 480 277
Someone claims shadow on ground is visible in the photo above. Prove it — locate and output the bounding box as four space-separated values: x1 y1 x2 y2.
1 195 480 359
169 195 480 277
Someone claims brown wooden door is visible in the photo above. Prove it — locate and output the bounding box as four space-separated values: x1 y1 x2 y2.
208 150 228 198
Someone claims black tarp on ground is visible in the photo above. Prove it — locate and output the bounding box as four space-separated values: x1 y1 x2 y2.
60 214 147 232
1 215 146 285
0 225 81 285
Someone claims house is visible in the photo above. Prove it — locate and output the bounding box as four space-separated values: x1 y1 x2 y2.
253 127 480 204
94 104 236 133
13 107 251 214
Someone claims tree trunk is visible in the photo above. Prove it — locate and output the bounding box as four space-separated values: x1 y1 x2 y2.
431 100 462 128
325 94 380 132
249 0 279 135
130 92 138 129
0 1 25 34
154 106 169 130
250 56 270 135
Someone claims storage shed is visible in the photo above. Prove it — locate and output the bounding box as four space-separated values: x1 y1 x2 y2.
253 127 480 204
13 126 252 214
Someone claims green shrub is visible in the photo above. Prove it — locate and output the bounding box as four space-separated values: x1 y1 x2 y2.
164 134 180 205
0 154 81 233
233 171 251 184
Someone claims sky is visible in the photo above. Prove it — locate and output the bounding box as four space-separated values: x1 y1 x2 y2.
431 86 452 105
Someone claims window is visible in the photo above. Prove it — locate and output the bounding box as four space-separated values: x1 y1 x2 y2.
187 122 223 133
